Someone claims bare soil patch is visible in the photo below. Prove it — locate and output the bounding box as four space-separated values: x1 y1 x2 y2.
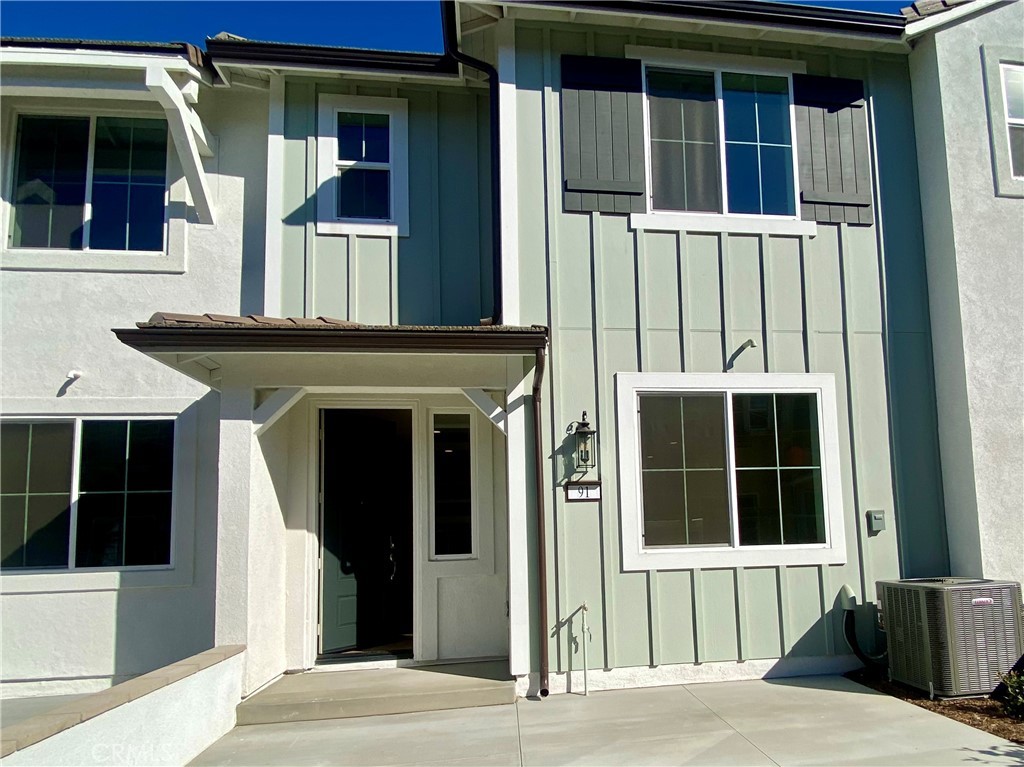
845 668 1023 745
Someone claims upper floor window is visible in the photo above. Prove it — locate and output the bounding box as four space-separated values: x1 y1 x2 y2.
317 94 409 236
9 115 168 252
0 418 175 571
1002 64 1024 179
645 66 796 218
616 372 846 571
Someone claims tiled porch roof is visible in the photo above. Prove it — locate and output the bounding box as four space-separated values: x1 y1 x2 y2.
137 312 544 334
901 0 973 20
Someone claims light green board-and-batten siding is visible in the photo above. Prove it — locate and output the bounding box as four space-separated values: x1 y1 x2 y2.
279 78 493 326
512 23 948 674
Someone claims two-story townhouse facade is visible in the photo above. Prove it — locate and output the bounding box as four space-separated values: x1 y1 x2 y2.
2 0 1013 704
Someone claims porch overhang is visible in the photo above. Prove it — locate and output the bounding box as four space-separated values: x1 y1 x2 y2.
114 313 548 390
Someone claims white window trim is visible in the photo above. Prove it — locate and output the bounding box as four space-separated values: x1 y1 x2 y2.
624 46 814 237
316 94 409 237
428 408 479 561
1001 63 1024 179
0 415 177 575
615 372 847 571
982 45 1024 198
0 103 188 273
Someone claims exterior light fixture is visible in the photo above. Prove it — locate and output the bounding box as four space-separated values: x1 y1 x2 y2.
572 412 597 473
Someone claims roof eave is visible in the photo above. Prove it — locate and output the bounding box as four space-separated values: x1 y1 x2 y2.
204 39 460 80
114 326 550 355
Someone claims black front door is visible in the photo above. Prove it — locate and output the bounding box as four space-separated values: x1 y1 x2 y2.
320 409 413 655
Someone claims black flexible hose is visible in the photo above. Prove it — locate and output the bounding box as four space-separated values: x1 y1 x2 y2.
843 608 888 668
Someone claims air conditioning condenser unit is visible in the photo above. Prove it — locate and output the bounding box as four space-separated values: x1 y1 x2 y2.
876 577 1023 697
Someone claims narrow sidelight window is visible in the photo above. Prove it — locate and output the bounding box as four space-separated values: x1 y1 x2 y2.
432 413 473 557
9 115 168 252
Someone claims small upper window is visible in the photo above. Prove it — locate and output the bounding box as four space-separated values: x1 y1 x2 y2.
1002 64 1024 178
9 115 168 252
616 373 845 571
645 66 796 218
317 95 409 236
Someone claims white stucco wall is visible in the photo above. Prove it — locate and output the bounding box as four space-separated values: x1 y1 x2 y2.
0 86 269 692
1 651 243 766
910 1 1024 586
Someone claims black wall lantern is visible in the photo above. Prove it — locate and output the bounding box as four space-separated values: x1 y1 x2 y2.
571 411 597 473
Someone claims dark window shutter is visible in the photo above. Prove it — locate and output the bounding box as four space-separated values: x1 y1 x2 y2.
793 74 873 225
790 74 872 224
561 55 646 215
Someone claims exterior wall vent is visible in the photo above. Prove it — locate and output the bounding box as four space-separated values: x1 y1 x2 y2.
876 578 1024 697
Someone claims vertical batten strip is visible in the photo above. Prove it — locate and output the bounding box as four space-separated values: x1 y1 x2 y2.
735 567 748 661
541 27 569 673
648 571 661 666
590 211 618 670
837 223 870 601
636 231 651 372
677 231 691 372
692 567 706 662
777 565 791 653
758 234 772 371
430 91 442 322
304 89 319 318
799 235 813 373
388 233 398 325
718 234 731 371
818 564 835 655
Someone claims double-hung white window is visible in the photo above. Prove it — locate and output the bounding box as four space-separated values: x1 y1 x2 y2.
8 114 169 252
316 94 409 236
616 373 846 570
1002 64 1024 179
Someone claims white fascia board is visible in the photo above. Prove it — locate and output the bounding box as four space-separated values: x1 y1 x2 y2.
0 47 206 81
215 59 464 85
146 65 216 224
500 2 908 50
904 0 1016 39
0 79 153 101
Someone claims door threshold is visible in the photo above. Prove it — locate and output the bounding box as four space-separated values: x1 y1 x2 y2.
310 655 509 674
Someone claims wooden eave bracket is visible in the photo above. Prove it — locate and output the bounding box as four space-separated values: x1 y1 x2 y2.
146 65 217 224
462 388 507 434
253 387 306 435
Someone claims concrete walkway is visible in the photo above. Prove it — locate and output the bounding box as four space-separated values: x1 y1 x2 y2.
191 675 1023 766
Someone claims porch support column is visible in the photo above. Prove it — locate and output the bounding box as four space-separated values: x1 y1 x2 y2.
506 358 533 677
214 384 253 654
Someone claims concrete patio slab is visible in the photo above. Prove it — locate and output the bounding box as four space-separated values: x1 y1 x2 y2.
235 661 515 725
191 676 1023 767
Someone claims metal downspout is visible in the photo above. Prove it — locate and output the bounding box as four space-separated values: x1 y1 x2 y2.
441 1 503 325
532 345 550 696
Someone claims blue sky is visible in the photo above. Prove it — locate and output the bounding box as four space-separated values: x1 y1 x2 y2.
0 1 908 52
